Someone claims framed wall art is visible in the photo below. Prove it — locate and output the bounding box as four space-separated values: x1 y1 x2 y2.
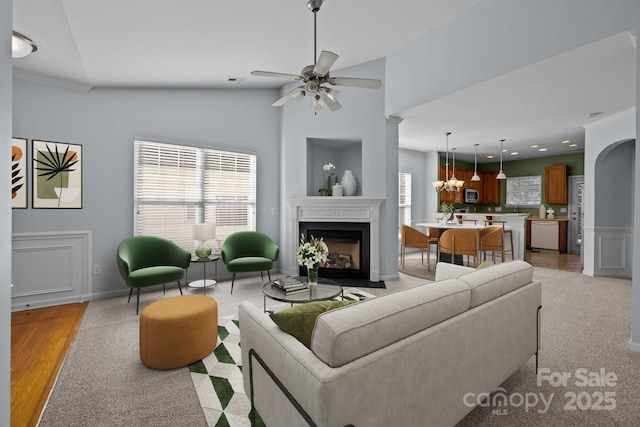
32 140 83 209
11 138 28 208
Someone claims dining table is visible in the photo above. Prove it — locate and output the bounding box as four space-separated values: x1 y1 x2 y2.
415 222 487 265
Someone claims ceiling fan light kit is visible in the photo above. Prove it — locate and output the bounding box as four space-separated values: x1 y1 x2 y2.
251 0 382 112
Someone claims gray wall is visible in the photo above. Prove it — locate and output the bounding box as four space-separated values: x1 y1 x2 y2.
385 0 640 116
1 0 12 421
12 80 281 297
278 58 401 279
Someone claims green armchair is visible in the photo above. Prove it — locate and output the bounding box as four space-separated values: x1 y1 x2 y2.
221 231 279 294
117 236 191 314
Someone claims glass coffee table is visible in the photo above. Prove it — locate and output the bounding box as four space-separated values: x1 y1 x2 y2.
262 277 343 313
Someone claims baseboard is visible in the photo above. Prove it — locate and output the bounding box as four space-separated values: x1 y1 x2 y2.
628 339 640 353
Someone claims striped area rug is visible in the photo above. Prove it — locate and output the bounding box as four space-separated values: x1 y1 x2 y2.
188 288 374 427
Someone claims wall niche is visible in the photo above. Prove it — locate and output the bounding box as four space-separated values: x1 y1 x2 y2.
306 138 362 197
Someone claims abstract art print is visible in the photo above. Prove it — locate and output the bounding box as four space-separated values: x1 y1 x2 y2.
11 138 28 208
32 140 83 209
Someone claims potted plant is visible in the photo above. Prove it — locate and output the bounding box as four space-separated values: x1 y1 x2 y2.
440 203 455 223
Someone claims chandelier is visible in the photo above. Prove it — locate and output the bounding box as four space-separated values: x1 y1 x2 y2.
432 132 465 192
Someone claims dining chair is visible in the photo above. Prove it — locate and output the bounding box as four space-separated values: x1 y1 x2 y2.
483 219 514 260
400 224 432 270
438 228 480 267
479 226 505 263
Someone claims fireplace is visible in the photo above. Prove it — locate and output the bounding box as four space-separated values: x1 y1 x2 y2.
299 222 370 280
287 198 383 281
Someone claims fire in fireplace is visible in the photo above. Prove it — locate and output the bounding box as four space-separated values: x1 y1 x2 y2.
299 222 370 279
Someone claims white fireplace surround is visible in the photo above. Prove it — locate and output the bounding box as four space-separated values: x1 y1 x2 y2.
287 198 384 282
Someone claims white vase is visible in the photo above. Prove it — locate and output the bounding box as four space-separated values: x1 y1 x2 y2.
332 183 343 197
341 170 357 196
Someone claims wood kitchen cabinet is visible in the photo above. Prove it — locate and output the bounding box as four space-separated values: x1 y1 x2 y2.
544 165 567 204
482 171 500 205
439 165 454 204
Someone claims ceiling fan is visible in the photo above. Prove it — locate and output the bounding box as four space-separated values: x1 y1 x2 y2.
251 0 383 111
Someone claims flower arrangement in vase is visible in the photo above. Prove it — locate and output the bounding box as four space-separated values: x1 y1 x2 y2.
319 162 335 196
296 234 329 285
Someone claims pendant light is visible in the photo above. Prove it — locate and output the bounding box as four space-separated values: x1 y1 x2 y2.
471 143 481 181
496 139 507 180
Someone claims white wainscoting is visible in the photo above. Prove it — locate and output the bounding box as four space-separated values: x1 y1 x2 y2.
12 231 92 311
592 226 633 278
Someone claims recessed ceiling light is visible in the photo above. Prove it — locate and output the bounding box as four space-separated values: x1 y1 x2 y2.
569 143 578 148
510 152 519 155
538 148 547 152
530 145 539 149
501 149 508 153
561 140 571 144
487 155 494 159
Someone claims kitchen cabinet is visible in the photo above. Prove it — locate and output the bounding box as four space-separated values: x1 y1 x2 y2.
544 165 567 204
482 171 500 205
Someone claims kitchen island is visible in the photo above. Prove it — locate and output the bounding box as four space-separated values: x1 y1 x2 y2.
446 213 529 261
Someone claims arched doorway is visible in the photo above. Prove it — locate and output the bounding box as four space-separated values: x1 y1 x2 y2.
592 138 635 278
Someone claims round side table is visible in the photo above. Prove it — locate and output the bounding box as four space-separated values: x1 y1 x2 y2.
189 255 220 295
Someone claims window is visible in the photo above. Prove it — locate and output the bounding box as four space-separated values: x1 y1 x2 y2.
134 139 256 252
399 172 412 236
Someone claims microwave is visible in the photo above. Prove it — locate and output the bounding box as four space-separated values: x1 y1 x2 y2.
464 188 479 203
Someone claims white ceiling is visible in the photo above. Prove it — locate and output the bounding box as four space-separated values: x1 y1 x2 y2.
12 0 637 162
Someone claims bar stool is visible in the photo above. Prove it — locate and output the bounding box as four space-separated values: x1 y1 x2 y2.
484 219 514 260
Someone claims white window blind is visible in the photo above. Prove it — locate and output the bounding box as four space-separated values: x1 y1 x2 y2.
399 172 412 235
134 139 256 252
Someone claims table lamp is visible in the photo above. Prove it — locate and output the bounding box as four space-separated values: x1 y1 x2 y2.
192 223 216 259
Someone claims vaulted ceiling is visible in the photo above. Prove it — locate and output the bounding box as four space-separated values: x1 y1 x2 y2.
12 0 637 161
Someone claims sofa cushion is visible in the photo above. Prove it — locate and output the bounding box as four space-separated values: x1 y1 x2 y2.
457 260 534 308
312 279 471 367
270 300 358 348
434 262 475 281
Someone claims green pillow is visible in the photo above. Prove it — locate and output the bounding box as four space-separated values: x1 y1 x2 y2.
270 300 358 348
477 262 489 269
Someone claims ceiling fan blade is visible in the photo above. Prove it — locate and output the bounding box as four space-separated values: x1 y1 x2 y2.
272 86 305 107
313 51 339 77
251 70 302 80
318 88 342 111
329 77 382 89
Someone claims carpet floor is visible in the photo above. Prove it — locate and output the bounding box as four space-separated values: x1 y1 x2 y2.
188 288 374 426
38 267 640 426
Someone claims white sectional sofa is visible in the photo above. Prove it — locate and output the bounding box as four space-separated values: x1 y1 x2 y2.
239 261 541 427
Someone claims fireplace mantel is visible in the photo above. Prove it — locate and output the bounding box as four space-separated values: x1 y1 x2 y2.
287 198 384 281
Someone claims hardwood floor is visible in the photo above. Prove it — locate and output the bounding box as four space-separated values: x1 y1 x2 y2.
11 302 88 427
525 250 583 273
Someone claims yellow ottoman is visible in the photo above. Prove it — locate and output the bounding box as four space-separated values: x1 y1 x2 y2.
140 295 218 369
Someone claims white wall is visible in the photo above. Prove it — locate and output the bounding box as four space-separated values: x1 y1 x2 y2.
583 109 636 277
1 0 13 421
12 80 281 298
